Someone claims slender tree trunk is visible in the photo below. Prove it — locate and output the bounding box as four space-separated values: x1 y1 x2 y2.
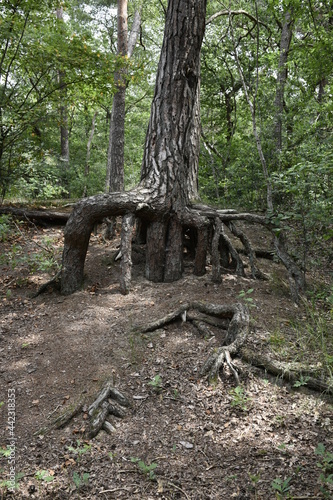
105 6 141 194
105 6 141 238
105 0 128 194
274 10 293 154
83 111 98 197
56 7 70 178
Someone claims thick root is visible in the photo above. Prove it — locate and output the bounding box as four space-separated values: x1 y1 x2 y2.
138 301 249 384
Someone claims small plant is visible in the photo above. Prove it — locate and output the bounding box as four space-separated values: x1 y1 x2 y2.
269 331 286 349
0 472 24 491
229 385 251 411
72 471 90 489
0 401 4 409
238 288 255 307
248 472 260 499
0 215 15 242
315 443 333 498
67 440 91 462
271 476 291 498
293 375 310 387
35 470 54 483
0 446 11 457
130 457 158 480
148 374 163 391
275 415 286 427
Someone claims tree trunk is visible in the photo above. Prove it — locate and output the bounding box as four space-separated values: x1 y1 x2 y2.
83 111 98 197
274 10 293 154
105 0 128 195
105 5 141 239
56 8 70 177
140 0 207 279
60 0 208 294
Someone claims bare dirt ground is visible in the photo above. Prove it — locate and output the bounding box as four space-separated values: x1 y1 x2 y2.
0 219 332 499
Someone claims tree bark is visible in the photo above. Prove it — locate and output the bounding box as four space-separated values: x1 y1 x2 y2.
105 5 141 195
274 10 293 154
83 111 98 197
105 0 128 195
56 8 70 175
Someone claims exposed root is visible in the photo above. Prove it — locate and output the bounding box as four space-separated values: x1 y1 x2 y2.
87 380 130 438
32 270 62 298
211 217 222 283
220 223 245 276
138 301 249 384
226 221 268 280
119 213 135 295
37 381 130 438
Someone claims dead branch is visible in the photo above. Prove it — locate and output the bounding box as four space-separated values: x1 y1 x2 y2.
0 206 70 225
240 348 333 395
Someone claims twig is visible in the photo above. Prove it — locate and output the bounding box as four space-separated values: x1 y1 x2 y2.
99 487 132 494
167 481 190 500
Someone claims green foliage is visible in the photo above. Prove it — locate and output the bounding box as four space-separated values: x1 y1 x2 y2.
289 300 333 382
35 470 54 483
130 457 158 480
237 289 254 307
271 476 292 499
148 374 163 391
229 385 251 411
72 471 90 489
0 472 24 491
315 443 333 498
67 440 91 462
0 446 11 458
293 375 310 388
0 234 60 275
0 215 15 242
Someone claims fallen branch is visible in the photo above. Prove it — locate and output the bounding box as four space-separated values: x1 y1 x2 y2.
0 206 70 225
240 348 333 395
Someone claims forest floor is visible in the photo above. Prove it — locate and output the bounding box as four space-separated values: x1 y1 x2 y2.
0 214 332 499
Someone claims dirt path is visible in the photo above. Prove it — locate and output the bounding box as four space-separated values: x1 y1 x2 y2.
0 223 332 499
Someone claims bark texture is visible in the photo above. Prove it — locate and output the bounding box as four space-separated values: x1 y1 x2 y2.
56 8 70 172
274 10 293 153
106 0 128 194
140 0 206 210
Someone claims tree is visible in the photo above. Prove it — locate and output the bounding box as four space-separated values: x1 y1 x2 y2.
58 0 308 302
104 2 141 237
60 0 208 294
56 6 70 174
105 0 129 195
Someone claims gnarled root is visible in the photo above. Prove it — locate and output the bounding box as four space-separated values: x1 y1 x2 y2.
138 301 249 385
88 381 130 438
38 381 130 439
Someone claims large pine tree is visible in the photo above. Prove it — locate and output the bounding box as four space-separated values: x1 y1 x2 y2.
60 0 208 294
